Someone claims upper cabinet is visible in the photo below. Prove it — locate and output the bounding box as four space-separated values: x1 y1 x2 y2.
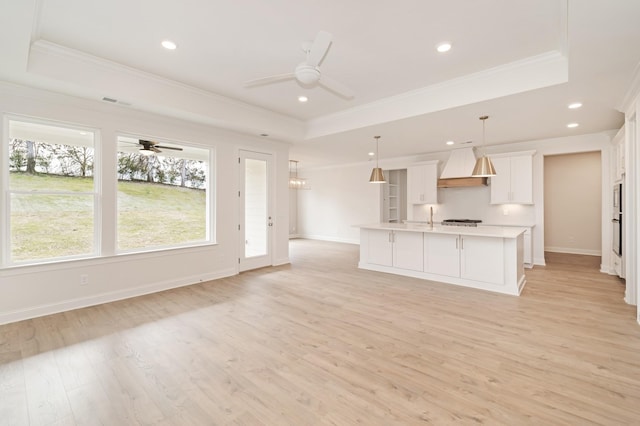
489 151 535 204
407 161 439 204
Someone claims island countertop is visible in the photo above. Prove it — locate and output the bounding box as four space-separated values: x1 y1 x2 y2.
356 223 526 238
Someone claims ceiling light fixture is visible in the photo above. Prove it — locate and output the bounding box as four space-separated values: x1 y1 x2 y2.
298 95 308 102
471 116 497 177
446 140 455 145
567 123 579 128
368 152 375 156
161 40 177 50
568 102 583 109
437 42 452 53
289 160 309 189
369 136 386 183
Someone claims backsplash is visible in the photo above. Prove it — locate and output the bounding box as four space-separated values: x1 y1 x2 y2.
410 185 536 226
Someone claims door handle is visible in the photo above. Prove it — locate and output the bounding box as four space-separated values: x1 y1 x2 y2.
612 218 619 223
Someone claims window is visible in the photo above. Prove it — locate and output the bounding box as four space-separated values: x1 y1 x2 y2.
5 119 97 265
116 136 210 252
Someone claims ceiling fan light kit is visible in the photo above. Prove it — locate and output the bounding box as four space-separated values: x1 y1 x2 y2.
471 116 497 177
244 30 355 99
137 139 183 155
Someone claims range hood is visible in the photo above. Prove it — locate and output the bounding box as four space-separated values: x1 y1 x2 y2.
437 147 488 188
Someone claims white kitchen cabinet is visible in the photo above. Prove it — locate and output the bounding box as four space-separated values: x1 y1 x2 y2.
424 233 459 276
460 235 504 284
489 151 535 204
424 233 504 284
393 231 424 271
366 229 423 271
367 229 393 266
407 161 439 204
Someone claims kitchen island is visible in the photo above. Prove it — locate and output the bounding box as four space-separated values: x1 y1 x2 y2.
358 223 526 295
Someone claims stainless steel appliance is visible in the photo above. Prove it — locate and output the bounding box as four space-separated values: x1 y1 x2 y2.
442 219 482 227
613 183 622 256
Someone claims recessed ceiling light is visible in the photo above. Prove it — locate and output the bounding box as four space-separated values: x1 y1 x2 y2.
161 40 177 50
446 140 455 145
368 152 375 156
260 133 269 137
436 43 452 53
568 102 583 109
298 95 308 103
79 131 87 135
567 123 579 128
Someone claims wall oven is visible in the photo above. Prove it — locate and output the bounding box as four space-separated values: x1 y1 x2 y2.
613 183 622 256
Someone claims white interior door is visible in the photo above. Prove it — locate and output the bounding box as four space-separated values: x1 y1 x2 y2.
239 150 272 272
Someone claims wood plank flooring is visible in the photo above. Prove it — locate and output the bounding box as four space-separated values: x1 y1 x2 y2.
1 240 639 425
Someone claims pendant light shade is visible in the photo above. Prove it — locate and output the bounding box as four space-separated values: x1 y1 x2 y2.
472 115 496 177
472 155 497 177
369 136 386 183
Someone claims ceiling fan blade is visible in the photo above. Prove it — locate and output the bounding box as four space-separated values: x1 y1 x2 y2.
244 73 296 88
156 145 183 151
306 31 332 67
318 75 355 99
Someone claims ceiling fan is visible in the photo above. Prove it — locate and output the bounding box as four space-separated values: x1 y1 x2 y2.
244 31 355 99
137 139 183 155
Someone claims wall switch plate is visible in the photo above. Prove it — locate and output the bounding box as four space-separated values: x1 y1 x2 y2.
80 274 89 286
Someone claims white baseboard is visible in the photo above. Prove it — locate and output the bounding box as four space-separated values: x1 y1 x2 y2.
0 268 237 325
298 234 359 245
534 256 547 266
273 257 290 266
545 247 601 256
288 234 301 239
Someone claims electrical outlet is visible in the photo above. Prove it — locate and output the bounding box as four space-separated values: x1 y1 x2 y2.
80 274 89 286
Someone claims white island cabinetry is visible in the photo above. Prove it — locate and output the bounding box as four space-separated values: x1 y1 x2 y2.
365 229 423 271
359 224 526 295
424 233 504 285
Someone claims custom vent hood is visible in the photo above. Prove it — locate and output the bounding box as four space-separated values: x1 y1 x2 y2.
437 147 489 188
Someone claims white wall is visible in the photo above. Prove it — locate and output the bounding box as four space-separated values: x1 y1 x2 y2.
297 132 614 269
0 83 290 324
298 162 381 244
544 152 602 255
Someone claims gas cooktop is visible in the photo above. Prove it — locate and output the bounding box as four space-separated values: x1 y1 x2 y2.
441 219 482 227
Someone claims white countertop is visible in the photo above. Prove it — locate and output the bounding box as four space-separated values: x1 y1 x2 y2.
357 223 526 238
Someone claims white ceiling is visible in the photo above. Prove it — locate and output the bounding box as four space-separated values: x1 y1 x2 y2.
1 0 639 168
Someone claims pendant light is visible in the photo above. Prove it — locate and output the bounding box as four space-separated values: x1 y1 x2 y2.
369 136 386 183
472 115 497 177
289 160 309 189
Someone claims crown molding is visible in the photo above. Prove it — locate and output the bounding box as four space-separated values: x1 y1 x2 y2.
305 50 568 140
618 60 640 114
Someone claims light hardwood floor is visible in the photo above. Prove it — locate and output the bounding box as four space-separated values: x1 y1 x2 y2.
1 240 639 425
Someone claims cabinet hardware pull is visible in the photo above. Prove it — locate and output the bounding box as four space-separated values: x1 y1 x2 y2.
455 237 458 249
461 237 464 250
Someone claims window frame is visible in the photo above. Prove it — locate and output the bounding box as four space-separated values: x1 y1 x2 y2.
114 133 215 255
2 114 101 267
